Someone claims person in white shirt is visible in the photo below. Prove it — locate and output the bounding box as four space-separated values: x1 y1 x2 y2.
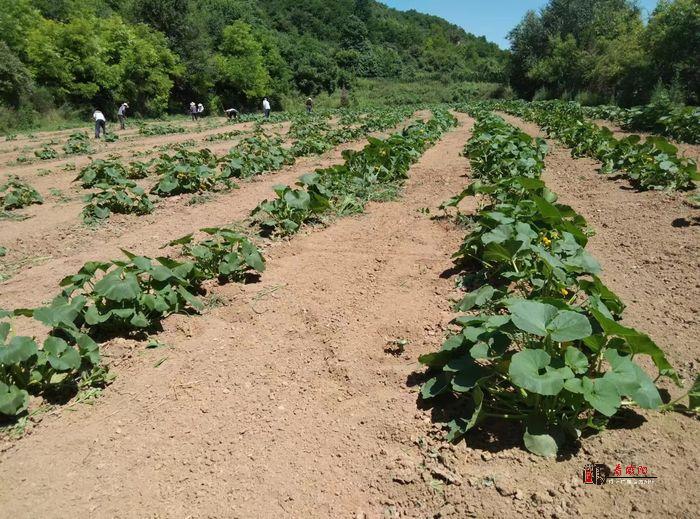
262 97 271 119
189 102 197 121
93 109 107 139
197 103 204 119
117 102 129 130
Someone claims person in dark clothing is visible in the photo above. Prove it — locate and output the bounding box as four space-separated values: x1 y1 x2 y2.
306 97 313 114
117 102 129 130
190 102 197 121
225 108 239 120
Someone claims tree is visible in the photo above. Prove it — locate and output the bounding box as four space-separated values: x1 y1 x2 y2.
0 42 35 108
213 21 271 104
0 0 43 56
354 0 372 22
507 0 658 103
24 14 179 114
645 0 700 103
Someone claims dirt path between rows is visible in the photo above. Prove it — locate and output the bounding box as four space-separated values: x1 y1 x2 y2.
0 114 475 517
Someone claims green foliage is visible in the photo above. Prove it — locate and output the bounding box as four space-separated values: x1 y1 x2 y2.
645 0 700 104
34 145 58 160
168 227 266 283
219 134 295 182
0 0 507 130
423 108 678 456
509 0 699 105
204 130 241 142
498 100 699 191
0 176 43 210
75 159 129 188
21 12 179 115
584 103 700 144
251 182 331 236
58 250 203 333
0 320 107 417
82 180 154 224
151 147 219 196
62 131 92 155
251 110 457 236
213 21 271 103
138 123 187 136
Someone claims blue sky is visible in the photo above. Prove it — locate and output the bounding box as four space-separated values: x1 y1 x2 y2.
382 0 661 48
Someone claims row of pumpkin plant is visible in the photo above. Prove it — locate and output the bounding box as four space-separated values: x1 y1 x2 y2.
489 100 699 192
418 107 697 457
77 108 417 224
582 102 699 145
249 110 457 237
0 108 415 220
0 110 456 419
0 226 266 417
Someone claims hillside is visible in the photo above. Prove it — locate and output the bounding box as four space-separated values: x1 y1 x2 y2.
0 0 507 126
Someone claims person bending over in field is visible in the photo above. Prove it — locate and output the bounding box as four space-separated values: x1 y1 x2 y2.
197 103 205 119
93 109 107 139
225 108 239 120
118 102 129 130
263 97 271 119
189 102 197 121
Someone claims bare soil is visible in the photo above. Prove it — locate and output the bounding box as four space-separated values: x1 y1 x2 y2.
0 112 698 518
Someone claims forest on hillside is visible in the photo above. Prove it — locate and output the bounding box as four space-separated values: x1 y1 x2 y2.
0 0 697 131
508 0 699 106
0 0 506 125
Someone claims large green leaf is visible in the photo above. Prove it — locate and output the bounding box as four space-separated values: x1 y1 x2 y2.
457 285 496 311
43 337 81 371
509 301 558 337
509 349 566 395
445 357 490 392
591 309 678 383
446 387 484 442
523 419 563 458
93 272 141 302
421 373 451 400
0 382 29 416
0 322 11 343
582 377 620 417
564 346 588 374
547 311 592 342
509 301 590 342
0 336 38 365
